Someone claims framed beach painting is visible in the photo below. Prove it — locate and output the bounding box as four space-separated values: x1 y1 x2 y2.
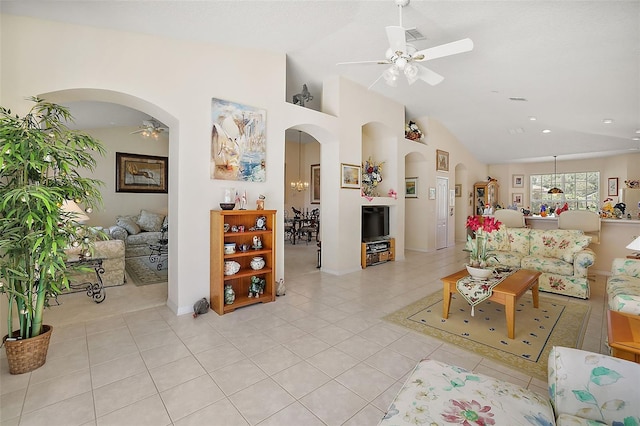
115 152 168 193
210 97 266 182
341 163 361 189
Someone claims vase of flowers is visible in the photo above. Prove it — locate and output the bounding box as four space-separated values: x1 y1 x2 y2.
465 215 501 270
404 121 425 142
362 157 384 197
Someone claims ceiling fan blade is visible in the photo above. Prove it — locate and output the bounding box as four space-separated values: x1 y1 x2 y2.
416 64 444 86
130 129 144 134
413 38 474 62
385 26 406 55
337 59 390 66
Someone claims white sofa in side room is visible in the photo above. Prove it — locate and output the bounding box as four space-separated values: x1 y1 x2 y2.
107 209 167 257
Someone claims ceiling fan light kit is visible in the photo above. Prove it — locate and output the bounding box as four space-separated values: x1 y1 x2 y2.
338 0 473 88
130 118 168 139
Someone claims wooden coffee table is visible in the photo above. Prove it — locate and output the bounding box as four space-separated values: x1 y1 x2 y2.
441 269 541 339
607 310 640 363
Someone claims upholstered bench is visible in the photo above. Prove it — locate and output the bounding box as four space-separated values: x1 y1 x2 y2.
607 258 640 314
379 346 640 425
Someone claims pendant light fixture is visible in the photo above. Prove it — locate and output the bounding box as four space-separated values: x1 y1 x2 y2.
290 131 309 192
548 155 564 194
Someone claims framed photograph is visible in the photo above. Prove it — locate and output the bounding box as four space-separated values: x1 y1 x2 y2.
429 187 436 200
512 174 524 188
436 149 449 172
116 152 168 193
340 163 361 189
608 177 619 196
449 189 456 206
310 164 320 204
455 184 462 197
405 177 418 198
512 192 523 205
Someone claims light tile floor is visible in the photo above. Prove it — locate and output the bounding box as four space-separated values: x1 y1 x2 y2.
1 243 609 426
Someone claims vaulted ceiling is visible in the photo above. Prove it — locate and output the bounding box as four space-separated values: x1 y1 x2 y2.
3 1 639 164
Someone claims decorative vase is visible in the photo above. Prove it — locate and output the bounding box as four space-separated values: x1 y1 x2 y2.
3 325 53 374
250 256 265 270
224 284 235 305
466 264 493 280
224 260 240 275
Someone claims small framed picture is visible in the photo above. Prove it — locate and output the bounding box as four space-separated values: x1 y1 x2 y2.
405 177 418 198
512 192 523 205
429 187 436 200
310 164 320 204
340 163 361 189
455 184 462 197
436 150 449 172
608 177 619 196
512 174 524 188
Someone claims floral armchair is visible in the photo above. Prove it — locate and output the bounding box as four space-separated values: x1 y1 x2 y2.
607 258 640 314
379 346 640 425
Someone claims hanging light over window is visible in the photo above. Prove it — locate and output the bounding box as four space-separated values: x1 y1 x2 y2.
290 131 309 192
548 155 564 194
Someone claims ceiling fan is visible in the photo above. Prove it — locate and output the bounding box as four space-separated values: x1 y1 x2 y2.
130 118 168 139
338 0 473 89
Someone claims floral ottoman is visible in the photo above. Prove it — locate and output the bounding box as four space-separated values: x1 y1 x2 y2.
379 358 554 425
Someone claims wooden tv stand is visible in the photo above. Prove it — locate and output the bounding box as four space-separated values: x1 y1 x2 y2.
361 238 395 269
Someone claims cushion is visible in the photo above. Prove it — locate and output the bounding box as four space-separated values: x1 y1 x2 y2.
486 225 510 252
116 217 141 235
137 209 165 232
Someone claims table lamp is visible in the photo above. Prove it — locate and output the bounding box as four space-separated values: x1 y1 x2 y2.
61 200 90 224
626 236 640 258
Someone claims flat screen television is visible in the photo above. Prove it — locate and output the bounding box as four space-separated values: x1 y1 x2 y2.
362 206 389 241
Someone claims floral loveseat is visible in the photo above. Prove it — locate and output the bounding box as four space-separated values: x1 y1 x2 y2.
379 346 640 425
607 258 640 314
481 227 595 299
107 209 167 257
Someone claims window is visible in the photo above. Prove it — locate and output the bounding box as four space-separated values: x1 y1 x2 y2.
529 172 599 212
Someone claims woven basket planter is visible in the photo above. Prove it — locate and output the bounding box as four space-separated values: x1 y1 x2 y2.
3 325 53 375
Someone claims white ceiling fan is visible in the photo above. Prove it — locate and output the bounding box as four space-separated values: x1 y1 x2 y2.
130 118 168 139
338 0 473 89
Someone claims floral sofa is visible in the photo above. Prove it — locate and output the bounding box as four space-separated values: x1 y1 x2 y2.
607 258 640 314
107 209 167 257
379 346 640 425
481 227 595 299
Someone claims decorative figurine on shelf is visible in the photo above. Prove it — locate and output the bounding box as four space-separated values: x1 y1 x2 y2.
404 120 425 142
240 190 247 210
224 284 235 305
248 276 266 298
254 215 267 230
252 235 262 249
292 84 313 107
256 194 265 210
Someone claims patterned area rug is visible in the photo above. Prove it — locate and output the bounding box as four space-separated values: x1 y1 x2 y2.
125 255 168 286
384 291 590 379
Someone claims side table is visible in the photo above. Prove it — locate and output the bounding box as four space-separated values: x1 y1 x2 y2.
61 256 106 303
607 310 640 363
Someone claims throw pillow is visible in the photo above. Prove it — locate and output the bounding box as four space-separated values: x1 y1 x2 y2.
116 217 141 235
137 209 165 232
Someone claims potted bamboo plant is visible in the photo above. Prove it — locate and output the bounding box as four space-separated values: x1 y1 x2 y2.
0 97 105 374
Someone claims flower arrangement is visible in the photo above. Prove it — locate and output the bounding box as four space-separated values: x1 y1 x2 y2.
465 215 502 268
362 157 384 197
405 120 425 142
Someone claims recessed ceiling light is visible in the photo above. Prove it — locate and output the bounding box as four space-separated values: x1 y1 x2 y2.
603 119 614 124
633 137 640 141
635 129 640 134
542 129 551 134
529 116 537 121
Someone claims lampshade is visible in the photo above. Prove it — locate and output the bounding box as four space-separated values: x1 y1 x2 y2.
626 236 640 251
61 200 90 224
547 155 564 194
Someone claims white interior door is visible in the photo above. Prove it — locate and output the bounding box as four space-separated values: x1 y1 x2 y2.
436 177 449 249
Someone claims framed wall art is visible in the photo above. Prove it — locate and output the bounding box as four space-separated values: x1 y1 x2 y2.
116 152 168 193
608 177 619 196
512 192 523 205
405 177 418 198
210 97 266 182
340 163 361 189
455 184 462 197
512 174 524 188
311 164 320 204
436 149 449 172
429 187 436 200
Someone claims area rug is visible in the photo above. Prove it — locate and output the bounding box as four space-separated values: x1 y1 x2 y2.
384 291 590 379
125 255 168 286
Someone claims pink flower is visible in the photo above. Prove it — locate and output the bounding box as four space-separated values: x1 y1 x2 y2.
441 399 495 425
